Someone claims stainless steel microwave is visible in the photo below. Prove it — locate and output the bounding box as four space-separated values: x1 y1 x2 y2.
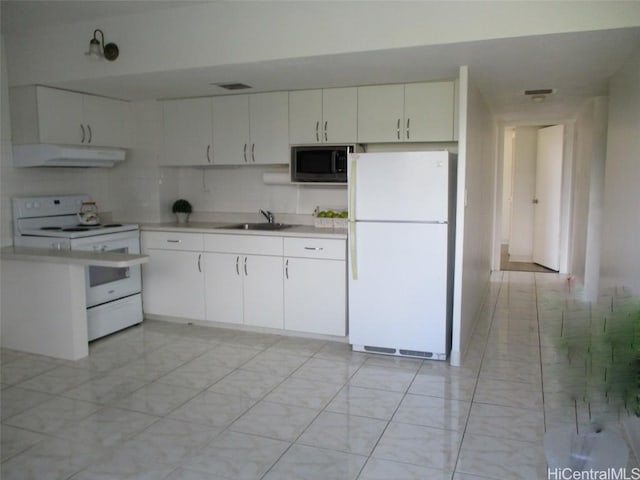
291 145 360 183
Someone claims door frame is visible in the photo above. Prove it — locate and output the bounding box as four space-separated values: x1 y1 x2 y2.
491 121 576 274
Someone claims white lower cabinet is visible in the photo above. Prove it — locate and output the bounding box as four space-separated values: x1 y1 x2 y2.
203 234 283 329
283 237 346 336
141 232 205 320
284 257 346 336
242 255 284 329
203 252 283 329
141 231 345 336
203 253 243 325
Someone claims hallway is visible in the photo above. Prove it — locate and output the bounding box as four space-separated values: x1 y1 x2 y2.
1 271 636 479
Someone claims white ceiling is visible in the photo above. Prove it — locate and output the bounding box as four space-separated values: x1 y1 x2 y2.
2 0 640 125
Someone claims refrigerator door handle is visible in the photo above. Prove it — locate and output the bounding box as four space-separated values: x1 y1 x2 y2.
348 159 357 220
349 221 358 280
348 158 358 280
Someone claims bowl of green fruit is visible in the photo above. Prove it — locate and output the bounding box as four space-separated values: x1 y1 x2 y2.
314 207 348 228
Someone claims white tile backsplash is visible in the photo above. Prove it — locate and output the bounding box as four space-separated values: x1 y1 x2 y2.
176 165 347 217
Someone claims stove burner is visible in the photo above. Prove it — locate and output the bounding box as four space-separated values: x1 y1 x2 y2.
40 226 63 231
103 224 123 228
63 227 90 232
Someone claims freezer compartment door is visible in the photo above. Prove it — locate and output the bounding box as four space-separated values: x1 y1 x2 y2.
348 222 449 356
349 151 449 222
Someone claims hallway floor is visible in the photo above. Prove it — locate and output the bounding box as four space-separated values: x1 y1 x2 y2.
1 271 636 479
500 244 556 273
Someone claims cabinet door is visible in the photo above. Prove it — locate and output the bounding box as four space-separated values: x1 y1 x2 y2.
36 87 84 144
357 84 404 143
162 98 213 165
141 249 205 320
249 92 289 164
289 89 322 144
212 95 250 165
404 81 454 141
83 95 130 148
284 257 346 336
203 253 243 325
322 87 357 144
243 255 283 329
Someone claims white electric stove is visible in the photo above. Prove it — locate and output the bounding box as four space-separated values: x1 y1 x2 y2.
12 194 143 340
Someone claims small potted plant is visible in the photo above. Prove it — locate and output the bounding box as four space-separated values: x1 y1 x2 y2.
172 199 192 224
543 288 640 471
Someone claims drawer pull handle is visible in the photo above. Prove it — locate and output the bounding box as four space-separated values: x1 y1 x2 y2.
304 247 324 251
167 239 181 243
285 259 289 279
244 256 248 276
235 256 240 275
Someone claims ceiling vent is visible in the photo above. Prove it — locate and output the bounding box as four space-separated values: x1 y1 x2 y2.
524 88 555 103
524 89 554 96
213 82 252 90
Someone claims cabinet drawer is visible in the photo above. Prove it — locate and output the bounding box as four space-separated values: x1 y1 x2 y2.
284 237 346 260
141 231 203 251
204 234 283 256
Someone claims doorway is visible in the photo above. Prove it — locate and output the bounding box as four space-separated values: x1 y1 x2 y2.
500 125 565 273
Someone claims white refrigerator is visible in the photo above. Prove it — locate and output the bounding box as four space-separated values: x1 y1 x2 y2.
347 150 456 360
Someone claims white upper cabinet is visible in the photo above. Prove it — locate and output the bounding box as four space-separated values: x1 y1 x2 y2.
289 87 357 144
249 92 289 165
403 82 455 142
10 86 130 148
213 92 288 165
212 94 250 165
161 98 214 166
289 89 322 144
357 84 404 143
357 81 455 143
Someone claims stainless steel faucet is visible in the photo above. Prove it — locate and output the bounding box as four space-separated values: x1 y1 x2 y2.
259 209 275 223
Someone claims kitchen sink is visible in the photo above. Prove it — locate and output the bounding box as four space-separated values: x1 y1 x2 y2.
218 222 296 231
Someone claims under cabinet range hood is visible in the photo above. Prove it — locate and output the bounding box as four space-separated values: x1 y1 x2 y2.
12 144 126 168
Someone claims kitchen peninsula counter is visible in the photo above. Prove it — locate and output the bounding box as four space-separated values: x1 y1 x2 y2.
0 246 149 267
1 247 148 361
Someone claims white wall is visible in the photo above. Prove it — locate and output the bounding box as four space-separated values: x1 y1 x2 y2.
501 128 514 243
570 97 608 298
509 127 538 261
600 47 640 294
451 67 496 366
5 2 640 90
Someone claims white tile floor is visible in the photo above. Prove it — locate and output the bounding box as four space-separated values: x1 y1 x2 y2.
1 271 636 479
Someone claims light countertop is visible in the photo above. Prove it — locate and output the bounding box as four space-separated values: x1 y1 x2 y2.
0 246 149 267
140 222 348 240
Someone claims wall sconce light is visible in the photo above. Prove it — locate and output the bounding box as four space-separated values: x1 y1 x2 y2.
86 29 119 61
